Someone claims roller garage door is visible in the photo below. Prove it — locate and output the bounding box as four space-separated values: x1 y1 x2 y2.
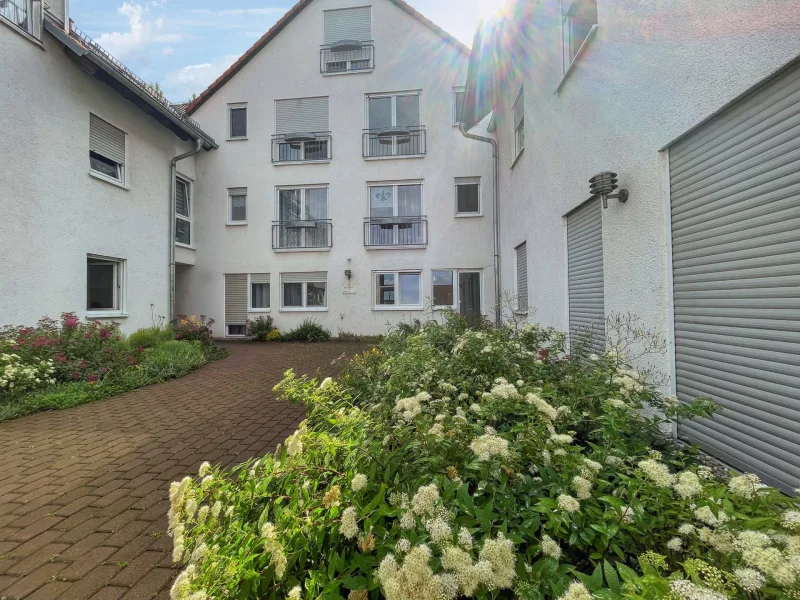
567 198 605 353
669 60 800 493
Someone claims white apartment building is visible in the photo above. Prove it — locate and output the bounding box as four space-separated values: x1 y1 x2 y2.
461 0 800 492
178 0 495 337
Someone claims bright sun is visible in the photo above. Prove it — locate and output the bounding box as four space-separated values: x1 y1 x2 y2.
477 0 506 19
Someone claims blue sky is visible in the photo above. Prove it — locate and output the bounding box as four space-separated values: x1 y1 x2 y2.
69 0 504 102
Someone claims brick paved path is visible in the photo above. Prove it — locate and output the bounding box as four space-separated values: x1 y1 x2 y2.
0 342 368 600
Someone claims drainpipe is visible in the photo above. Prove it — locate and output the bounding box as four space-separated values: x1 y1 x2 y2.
169 139 203 322
460 123 501 326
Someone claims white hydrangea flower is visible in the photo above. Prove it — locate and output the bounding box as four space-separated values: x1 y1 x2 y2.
457 526 473 550
286 430 303 457
637 459 675 487
395 538 411 553
469 432 510 461
399 511 416 530
557 581 592 600
694 505 729 527
489 381 518 399
728 473 767 499
557 494 580 513
424 516 452 544
548 433 574 445
412 483 440 516
673 471 703 499
667 537 683 551
287 585 302 600
319 376 333 389
541 534 561 559
572 476 593 500
340 507 359 540
198 462 211 477
733 568 766 592
669 580 727 600
351 473 367 492
678 523 696 536
526 393 558 420
782 510 800 532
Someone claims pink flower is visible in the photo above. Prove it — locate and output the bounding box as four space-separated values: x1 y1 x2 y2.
65 317 79 328
71 371 79 380
100 329 110 339
104 347 112 353
84 333 90 339
137 346 144 353
87 374 97 383
101 367 109 374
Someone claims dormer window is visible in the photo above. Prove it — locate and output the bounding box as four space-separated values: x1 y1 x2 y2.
321 6 374 74
1 0 42 41
562 0 598 71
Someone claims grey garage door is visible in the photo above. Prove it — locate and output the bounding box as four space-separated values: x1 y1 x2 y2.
567 198 605 353
669 60 800 493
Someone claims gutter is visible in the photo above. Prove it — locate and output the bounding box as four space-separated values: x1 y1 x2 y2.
169 140 203 322
459 121 501 326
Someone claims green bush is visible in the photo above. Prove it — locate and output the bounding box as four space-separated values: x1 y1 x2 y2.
127 324 175 349
283 318 332 342
246 316 276 341
165 314 800 600
335 330 384 343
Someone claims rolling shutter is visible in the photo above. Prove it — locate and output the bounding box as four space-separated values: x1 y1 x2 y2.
250 273 270 284
281 272 327 284
513 88 524 130
324 7 371 44
224 274 247 326
175 179 189 217
275 97 329 134
669 60 800 493
567 198 604 352
89 114 125 165
515 242 528 312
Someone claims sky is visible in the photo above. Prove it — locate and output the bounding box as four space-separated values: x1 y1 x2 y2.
69 0 505 102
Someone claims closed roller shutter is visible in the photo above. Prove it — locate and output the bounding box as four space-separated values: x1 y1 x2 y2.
90 114 125 165
515 242 528 312
324 6 371 44
250 273 270 284
224 274 247 326
275 97 329 134
567 198 604 353
669 60 800 493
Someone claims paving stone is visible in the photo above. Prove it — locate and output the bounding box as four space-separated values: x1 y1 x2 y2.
8 517 63 542
60 546 117 581
118 567 174 600
5 543 69 576
0 561 66 599
25 580 73 600
108 552 163 587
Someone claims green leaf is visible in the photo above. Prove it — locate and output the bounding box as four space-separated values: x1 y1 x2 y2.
603 560 621 592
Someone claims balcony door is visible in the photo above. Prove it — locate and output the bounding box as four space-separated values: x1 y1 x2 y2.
368 184 422 246
459 271 482 315
278 187 328 248
367 93 420 156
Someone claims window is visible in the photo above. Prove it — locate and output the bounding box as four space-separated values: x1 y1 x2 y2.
273 97 330 162
249 274 270 311
515 242 528 313
562 0 598 71
364 92 424 157
322 7 373 74
366 182 425 246
175 177 191 245
228 103 247 139
281 273 328 310
228 188 247 225
374 271 422 309
432 269 482 315
89 114 125 185
276 186 330 249
1 0 41 40
87 255 124 314
453 87 466 126
512 87 524 159
455 178 481 216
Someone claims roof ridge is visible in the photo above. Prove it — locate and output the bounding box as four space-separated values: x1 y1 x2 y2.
185 0 469 115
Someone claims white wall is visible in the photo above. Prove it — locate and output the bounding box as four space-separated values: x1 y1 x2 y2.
0 27 197 332
494 0 800 377
183 0 495 336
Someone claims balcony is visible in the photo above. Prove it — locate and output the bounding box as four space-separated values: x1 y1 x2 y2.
271 132 332 163
320 40 374 74
362 126 426 158
272 220 332 250
363 216 427 248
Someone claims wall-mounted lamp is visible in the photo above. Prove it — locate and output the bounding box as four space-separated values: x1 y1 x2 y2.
344 269 352 280
589 171 629 209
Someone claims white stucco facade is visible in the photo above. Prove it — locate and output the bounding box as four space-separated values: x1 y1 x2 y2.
179 0 495 336
0 22 198 332
489 0 800 378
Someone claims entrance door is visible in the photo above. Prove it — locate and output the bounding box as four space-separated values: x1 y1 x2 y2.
459 271 481 315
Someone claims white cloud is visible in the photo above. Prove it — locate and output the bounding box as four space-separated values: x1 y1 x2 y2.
96 2 181 60
189 7 287 16
162 54 239 101
161 46 174 55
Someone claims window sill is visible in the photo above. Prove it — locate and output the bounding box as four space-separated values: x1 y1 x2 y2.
249 308 271 313
280 307 329 312
0 17 44 48
510 147 525 170
366 245 426 251
273 247 332 253
89 171 129 190
455 213 483 218
226 137 248 142
514 310 529 316
364 154 425 162
86 311 129 319
322 69 374 77
175 242 195 250
373 306 423 311
226 222 248 226
555 24 598 94
273 159 332 166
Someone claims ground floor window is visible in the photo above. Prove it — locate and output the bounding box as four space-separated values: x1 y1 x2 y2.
432 269 482 315
281 273 327 310
249 274 270 310
226 324 246 336
87 255 124 313
374 271 422 309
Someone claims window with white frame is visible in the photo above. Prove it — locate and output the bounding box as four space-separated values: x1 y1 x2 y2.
228 103 247 139
87 255 125 313
367 182 425 246
276 186 330 249
512 87 524 159
453 87 466 126
228 188 247 224
432 269 482 315
322 6 373 73
374 271 422 309
562 0 598 71
365 91 423 157
274 97 330 162
1 0 42 40
281 272 327 310
249 273 270 311
455 178 481 216
89 114 126 184
175 177 191 245
515 242 528 313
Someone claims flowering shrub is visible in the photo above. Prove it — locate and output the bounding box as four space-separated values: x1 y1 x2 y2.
172 315 215 345
246 316 277 341
166 314 800 600
0 349 55 393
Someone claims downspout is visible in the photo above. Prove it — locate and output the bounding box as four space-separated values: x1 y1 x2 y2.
460 123 501 326
169 139 203 322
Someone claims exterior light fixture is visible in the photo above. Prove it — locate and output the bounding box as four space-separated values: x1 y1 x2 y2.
344 269 352 280
589 171 629 208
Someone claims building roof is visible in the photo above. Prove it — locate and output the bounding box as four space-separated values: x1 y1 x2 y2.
185 0 470 115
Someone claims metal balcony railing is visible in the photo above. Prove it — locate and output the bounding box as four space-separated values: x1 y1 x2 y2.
2 0 41 39
272 220 333 250
271 132 332 163
320 40 374 74
363 216 427 247
362 126 426 158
